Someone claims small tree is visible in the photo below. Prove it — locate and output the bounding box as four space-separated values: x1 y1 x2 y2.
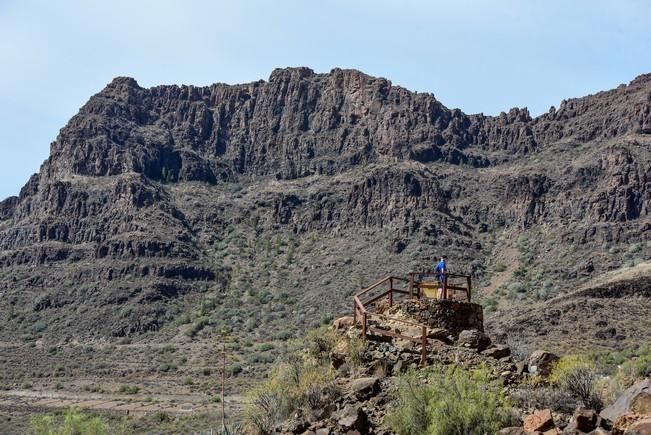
550 355 603 410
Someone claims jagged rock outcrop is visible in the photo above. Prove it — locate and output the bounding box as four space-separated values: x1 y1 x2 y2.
2 67 651 340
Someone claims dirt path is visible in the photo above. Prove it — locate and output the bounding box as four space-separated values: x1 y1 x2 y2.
483 246 519 296
0 389 244 418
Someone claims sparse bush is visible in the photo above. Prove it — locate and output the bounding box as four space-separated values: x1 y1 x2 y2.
273 330 293 340
216 422 246 435
186 316 211 337
245 353 338 433
30 320 47 334
484 297 498 313
510 385 575 414
175 313 191 325
304 326 337 362
550 355 602 410
256 343 274 352
118 385 140 395
151 410 170 423
345 335 368 371
157 363 178 372
493 262 507 273
229 364 243 376
505 335 531 362
388 366 513 435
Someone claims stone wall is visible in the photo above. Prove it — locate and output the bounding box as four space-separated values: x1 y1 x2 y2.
388 298 484 337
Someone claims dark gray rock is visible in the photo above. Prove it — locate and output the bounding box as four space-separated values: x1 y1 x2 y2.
349 377 380 401
481 344 511 359
457 329 491 351
527 350 560 377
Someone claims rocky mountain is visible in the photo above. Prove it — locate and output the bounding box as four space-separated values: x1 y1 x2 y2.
1 66 651 348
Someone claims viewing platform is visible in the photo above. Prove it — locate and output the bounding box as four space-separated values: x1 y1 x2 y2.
351 271 483 365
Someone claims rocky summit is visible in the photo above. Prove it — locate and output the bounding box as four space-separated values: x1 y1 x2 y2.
0 67 651 432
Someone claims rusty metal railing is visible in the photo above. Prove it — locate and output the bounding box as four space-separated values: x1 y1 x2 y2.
352 272 473 366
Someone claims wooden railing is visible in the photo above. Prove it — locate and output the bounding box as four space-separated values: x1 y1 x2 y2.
352 272 473 366
353 275 428 365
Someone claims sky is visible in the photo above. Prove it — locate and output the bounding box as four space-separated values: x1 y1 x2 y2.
1 0 650 199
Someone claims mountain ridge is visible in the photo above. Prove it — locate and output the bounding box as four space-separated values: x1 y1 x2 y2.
0 66 650 345
4 66 651 208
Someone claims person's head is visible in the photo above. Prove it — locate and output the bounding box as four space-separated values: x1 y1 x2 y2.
440 255 448 263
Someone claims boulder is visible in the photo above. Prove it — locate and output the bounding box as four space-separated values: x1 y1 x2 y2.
276 413 308 434
457 329 491 351
337 405 368 431
481 344 511 359
315 429 330 435
330 351 346 369
515 361 527 375
333 316 355 330
349 377 380 401
528 350 560 376
624 416 651 434
427 327 450 340
574 407 598 432
613 414 645 434
524 409 556 432
601 379 651 422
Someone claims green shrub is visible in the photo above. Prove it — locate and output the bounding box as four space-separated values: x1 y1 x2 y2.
550 355 602 410
157 363 178 372
256 343 274 352
386 370 432 435
387 366 512 435
185 316 211 337
304 327 337 362
118 384 140 394
493 262 507 273
151 410 170 423
245 356 338 434
175 313 192 325
30 320 47 334
30 408 110 435
593 345 651 402
230 364 243 376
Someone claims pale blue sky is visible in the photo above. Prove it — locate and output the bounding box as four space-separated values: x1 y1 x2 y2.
1 0 650 199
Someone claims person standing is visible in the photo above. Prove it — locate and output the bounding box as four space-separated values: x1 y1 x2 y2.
435 255 448 299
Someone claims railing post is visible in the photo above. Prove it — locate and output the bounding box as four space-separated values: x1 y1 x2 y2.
420 325 427 366
443 274 448 300
467 275 472 303
408 272 414 298
388 277 393 307
362 311 367 339
353 301 357 324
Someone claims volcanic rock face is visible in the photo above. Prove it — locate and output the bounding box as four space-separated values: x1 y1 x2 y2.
1 67 651 340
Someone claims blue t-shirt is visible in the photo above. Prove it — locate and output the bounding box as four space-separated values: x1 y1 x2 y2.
435 260 446 281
